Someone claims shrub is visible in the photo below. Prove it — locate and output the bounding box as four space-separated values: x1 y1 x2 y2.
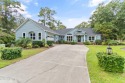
0 40 4 44
32 41 43 48
84 41 91 45
0 32 15 47
16 38 32 48
95 40 102 45
58 40 65 44
96 52 125 73
118 42 125 45
27 43 32 49
1 47 22 60
42 39 46 46
47 41 54 46
71 40 77 45
109 40 119 45
102 42 107 45
45 44 49 48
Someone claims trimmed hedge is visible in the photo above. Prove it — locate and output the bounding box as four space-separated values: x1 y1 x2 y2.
71 41 77 45
32 41 43 48
96 52 125 73
84 41 91 45
47 41 54 46
1 48 22 60
95 40 102 45
58 40 65 44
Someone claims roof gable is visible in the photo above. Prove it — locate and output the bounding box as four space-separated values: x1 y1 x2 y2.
15 18 58 35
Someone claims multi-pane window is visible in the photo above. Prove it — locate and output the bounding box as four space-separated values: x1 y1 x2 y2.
22 33 25 38
92 37 94 40
30 32 35 40
89 37 91 41
89 36 94 41
38 33 42 40
67 36 72 42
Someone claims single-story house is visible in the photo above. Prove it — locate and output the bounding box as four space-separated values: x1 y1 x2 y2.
15 18 101 42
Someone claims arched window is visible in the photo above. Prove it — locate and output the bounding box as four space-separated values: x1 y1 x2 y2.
29 31 35 40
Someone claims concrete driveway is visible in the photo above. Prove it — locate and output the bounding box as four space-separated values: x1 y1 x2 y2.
0 45 90 83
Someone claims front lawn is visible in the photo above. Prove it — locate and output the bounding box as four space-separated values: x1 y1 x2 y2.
87 45 125 83
0 47 47 68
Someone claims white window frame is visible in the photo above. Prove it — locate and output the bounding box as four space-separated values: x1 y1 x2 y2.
67 34 73 42
29 32 35 40
22 32 26 38
89 36 95 41
38 32 42 40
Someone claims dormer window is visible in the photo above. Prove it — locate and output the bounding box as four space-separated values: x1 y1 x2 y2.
77 30 82 32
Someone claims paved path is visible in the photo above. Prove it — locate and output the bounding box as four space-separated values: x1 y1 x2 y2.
0 45 90 83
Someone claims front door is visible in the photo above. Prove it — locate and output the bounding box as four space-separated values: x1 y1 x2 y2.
78 36 81 42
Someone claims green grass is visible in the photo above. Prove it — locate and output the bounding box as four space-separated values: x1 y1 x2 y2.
0 47 47 68
87 45 125 83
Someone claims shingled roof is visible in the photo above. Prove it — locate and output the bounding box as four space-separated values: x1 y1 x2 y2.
16 18 99 36
55 28 73 35
55 28 98 36
82 28 97 36
30 19 59 34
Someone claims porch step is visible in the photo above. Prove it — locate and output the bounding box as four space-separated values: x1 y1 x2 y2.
77 42 83 45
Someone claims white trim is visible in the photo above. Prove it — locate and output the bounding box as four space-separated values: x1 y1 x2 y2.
89 36 95 41
29 31 36 40
22 32 26 38
38 32 42 40
84 35 85 42
15 19 29 32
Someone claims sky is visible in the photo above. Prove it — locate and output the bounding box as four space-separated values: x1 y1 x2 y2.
17 0 111 28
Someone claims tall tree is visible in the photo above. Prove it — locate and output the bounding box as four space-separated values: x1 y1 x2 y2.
57 20 66 29
90 0 125 40
0 0 22 33
38 7 56 26
38 7 66 30
75 21 90 28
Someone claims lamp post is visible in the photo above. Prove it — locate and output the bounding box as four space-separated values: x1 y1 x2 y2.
107 45 113 55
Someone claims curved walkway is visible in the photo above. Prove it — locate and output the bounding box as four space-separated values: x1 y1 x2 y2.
0 45 90 83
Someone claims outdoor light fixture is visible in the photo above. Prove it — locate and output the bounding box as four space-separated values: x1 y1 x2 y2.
107 45 113 55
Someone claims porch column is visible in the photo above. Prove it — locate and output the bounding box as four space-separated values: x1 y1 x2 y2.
84 35 85 42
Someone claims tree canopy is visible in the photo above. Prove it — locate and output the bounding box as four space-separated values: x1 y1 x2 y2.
75 21 90 28
0 0 24 33
90 0 125 40
38 7 66 30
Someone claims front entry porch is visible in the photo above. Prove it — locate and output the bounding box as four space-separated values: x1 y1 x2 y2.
76 35 86 42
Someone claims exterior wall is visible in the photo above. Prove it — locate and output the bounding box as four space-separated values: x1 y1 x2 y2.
16 20 46 41
95 34 101 40
64 29 86 42
46 32 55 41
16 20 101 43
64 29 78 42
86 34 101 42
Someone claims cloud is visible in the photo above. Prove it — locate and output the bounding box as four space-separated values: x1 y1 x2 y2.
57 17 88 28
91 9 96 15
89 0 105 7
88 0 111 7
17 3 32 18
20 0 32 3
34 2 38 6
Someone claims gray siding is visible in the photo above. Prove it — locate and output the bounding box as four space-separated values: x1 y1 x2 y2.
16 20 46 40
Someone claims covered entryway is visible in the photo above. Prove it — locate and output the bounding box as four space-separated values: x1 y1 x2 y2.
77 35 81 42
